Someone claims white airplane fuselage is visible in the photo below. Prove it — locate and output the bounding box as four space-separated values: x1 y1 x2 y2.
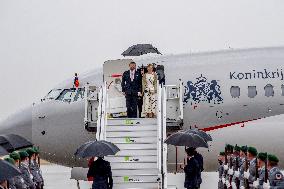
1 47 284 170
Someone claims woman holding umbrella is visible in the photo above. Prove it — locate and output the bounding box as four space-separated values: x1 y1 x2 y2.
87 156 113 189
75 140 118 189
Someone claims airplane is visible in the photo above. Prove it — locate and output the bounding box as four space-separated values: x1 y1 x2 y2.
0 46 284 173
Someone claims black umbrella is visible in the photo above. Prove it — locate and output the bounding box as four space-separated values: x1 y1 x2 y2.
184 129 213 142
0 134 33 153
122 44 161 57
0 159 21 181
0 146 8 156
165 132 208 148
74 140 120 158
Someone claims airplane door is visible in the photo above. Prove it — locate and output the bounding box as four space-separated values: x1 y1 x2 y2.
103 59 132 117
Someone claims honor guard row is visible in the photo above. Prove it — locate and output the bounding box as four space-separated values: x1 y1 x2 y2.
3 147 44 189
218 144 284 189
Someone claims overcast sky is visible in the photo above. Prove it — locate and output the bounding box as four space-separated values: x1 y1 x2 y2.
0 0 284 119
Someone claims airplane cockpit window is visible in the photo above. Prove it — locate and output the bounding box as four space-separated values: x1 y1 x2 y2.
281 85 284 96
230 86 240 98
248 86 257 98
74 88 85 101
43 89 62 100
264 84 274 97
56 88 76 103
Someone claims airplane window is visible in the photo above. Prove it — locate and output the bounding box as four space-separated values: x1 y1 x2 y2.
248 86 257 98
264 84 274 97
44 89 62 100
282 85 284 96
56 88 76 103
230 86 240 98
74 88 85 101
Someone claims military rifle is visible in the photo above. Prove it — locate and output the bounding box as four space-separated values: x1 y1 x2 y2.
264 153 268 183
224 146 228 189
229 155 233 188
255 157 259 183
244 148 250 189
235 155 240 188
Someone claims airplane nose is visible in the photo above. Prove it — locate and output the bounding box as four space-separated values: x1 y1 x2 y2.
0 105 33 142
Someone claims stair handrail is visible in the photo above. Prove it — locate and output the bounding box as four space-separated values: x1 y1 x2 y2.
96 82 107 140
157 81 162 175
178 79 184 122
84 83 90 124
162 85 168 189
96 86 103 140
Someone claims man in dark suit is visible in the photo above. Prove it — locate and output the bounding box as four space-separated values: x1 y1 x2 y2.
121 62 142 118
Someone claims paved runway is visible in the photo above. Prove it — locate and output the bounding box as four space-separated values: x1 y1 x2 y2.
41 164 219 189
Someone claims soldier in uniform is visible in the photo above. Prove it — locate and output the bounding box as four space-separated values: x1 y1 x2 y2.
238 146 248 189
19 151 36 189
230 145 241 189
87 156 113 189
266 154 284 188
218 152 225 189
243 147 258 188
4 157 17 189
9 151 28 189
253 152 268 188
26 148 42 189
224 144 234 188
32 147 44 189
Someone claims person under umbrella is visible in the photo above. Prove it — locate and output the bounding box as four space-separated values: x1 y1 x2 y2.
87 157 113 189
183 149 199 189
186 147 204 188
0 159 22 189
75 140 119 189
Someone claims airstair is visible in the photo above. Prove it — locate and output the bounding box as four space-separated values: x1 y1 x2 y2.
82 80 183 189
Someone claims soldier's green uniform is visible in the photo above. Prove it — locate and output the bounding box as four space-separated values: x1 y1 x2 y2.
267 154 284 188
9 152 28 189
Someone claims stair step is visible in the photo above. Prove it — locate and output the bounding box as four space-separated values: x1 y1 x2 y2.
105 155 157 163
113 182 159 189
107 131 157 138
113 175 160 183
116 143 157 150
112 169 159 176
111 162 157 169
106 125 157 131
106 137 157 144
115 149 157 156
107 118 157 126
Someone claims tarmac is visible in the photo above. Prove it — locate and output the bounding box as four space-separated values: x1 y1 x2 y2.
41 164 219 189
